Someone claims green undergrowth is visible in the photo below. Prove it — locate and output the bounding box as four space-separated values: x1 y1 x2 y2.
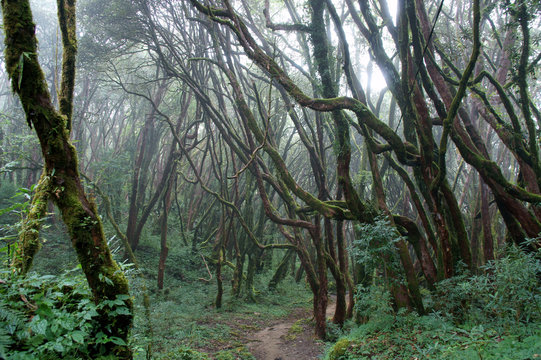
325 245 541 360
285 318 308 341
326 313 541 360
156 345 255 360
0 266 132 359
131 238 312 359
0 206 312 360
0 236 309 359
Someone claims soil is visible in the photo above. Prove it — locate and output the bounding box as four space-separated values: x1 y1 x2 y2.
246 300 336 360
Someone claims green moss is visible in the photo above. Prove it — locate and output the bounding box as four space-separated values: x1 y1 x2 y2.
327 338 351 360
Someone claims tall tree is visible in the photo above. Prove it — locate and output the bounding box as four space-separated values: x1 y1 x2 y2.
1 0 132 357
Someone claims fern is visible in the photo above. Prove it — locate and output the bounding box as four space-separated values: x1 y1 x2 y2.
0 327 12 360
0 298 27 357
0 299 26 333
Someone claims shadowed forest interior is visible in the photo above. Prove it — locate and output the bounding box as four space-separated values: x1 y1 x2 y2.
0 0 540 359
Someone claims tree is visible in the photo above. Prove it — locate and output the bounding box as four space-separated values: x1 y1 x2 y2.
184 0 541 336
1 0 132 357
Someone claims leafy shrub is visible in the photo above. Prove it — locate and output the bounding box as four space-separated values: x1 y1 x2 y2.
0 266 132 359
353 284 393 324
326 338 351 360
350 216 404 278
434 244 540 326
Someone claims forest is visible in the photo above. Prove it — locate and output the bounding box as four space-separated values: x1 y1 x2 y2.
0 0 540 358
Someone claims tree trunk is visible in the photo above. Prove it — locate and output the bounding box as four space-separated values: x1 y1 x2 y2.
12 170 50 274
231 235 244 297
311 221 328 339
1 1 132 357
268 249 293 290
332 220 348 325
216 248 223 309
244 253 257 302
157 197 170 290
480 178 494 262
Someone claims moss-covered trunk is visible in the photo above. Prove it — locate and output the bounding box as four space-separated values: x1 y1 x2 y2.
325 218 347 325
11 170 50 274
215 248 224 308
268 249 293 290
244 252 257 302
311 220 328 339
480 179 494 262
1 1 132 357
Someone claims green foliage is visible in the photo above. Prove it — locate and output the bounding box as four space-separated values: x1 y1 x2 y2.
351 216 404 278
131 239 310 359
327 338 351 360
0 184 32 244
0 299 26 358
353 284 394 330
0 265 133 359
325 311 541 359
156 345 209 360
0 182 27 214
214 346 255 360
325 245 541 360
434 244 541 326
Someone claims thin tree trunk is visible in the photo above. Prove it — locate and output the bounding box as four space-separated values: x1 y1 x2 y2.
480 178 494 262
216 248 223 308
12 170 50 274
311 221 328 339
157 186 173 290
244 252 257 302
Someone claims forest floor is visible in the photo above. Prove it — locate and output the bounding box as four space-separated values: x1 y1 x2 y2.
177 298 334 360
33 236 333 360
246 301 335 360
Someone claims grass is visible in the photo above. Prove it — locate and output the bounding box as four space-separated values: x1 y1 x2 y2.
285 318 309 341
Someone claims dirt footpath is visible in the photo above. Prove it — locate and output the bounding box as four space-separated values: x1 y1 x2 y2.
247 302 336 360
